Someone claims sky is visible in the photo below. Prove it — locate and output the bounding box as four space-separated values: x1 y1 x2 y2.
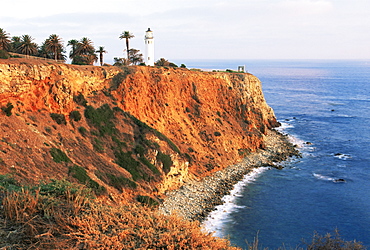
1 0 370 63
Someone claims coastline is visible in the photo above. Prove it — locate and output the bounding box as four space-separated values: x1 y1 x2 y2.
158 129 300 221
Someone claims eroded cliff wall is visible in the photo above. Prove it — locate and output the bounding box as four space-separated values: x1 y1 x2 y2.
0 58 279 198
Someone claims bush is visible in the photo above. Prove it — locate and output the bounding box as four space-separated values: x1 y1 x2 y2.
0 50 10 59
105 173 137 190
78 126 88 136
68 165 106 195
1 180 238 249
84 104 116 136
50 148 70 163
50 113 67 125
69 110 82 121
156 151 173 174
93 138 105 153
114 150 141 180
139 156 160 175
0 174 21 192
1 102 14 116
305 229 366 250
136 195 159 206
73 93 88 106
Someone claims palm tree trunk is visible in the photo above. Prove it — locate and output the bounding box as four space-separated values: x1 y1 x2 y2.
126 38 129 61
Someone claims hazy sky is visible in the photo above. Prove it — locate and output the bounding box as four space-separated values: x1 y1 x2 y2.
2 0 370 63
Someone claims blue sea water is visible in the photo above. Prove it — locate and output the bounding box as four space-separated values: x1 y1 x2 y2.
183 60 370 248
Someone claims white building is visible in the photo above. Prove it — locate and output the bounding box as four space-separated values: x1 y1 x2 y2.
145 28 154 66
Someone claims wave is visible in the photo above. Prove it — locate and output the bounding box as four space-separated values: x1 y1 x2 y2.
202 167 268 237
313 173 347 183
313 173 335 181
333 153 352 160
277 121 316 155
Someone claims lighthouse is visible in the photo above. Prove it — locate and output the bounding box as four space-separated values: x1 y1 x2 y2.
145 28 154 66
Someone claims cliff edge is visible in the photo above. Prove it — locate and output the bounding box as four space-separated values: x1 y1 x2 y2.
0 58 279 199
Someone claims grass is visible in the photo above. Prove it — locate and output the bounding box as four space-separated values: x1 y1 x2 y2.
114 150 142 181
50 148 70 163
105 173 137 190
0 178 239 249
0 175 365 249
128 112 181 154
68 165 106 195
84 104 117 136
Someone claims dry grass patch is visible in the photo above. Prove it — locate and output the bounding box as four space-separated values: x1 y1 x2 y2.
0 178 239 249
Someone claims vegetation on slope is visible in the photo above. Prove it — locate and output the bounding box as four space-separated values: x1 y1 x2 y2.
0 176 238 249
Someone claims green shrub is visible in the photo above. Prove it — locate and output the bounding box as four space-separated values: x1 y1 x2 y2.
134 144 146 156
1 102 14 116
0 174 21 192
68 165 106 195
50 148 70 163
93 138 104 153
84 104 116 136
111 136 127 149
38 179 94 200
50 113 66 125
156 152 172 174
136 195 159 206
139 157 160 175
73 93 88 106
114 150 141 180
78 126 88 136
105 173 137 190
128 112 180 154
69 110 82 122
45 126 53 134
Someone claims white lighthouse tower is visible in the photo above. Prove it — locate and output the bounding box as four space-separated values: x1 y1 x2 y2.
145 28 154 66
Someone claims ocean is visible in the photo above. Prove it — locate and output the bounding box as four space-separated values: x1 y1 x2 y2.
182 60 370 248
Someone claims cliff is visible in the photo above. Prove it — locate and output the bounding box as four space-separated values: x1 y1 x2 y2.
0 58 279 199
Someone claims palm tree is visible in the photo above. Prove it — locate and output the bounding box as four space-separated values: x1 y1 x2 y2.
18 35 38 56
45 34 64 61
0 28 11 51
96 46 107 66
67 39 79 59
119 31 134 62
71 37 97 65
10 36 21 52
113 57 130 66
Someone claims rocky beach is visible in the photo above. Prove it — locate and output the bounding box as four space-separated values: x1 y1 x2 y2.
159 129 301 221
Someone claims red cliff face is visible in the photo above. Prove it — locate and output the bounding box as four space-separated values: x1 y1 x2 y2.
0 59 279 197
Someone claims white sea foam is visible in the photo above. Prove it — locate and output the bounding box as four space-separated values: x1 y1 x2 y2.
277 121 316 155
202 167 268 237
313 173 335 181
333 153 352 160
277 121 294 131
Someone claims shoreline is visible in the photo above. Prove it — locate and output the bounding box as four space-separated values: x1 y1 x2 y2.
158 129 301 222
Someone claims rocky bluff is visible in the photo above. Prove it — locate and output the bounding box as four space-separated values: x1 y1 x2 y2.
0 58 279 199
